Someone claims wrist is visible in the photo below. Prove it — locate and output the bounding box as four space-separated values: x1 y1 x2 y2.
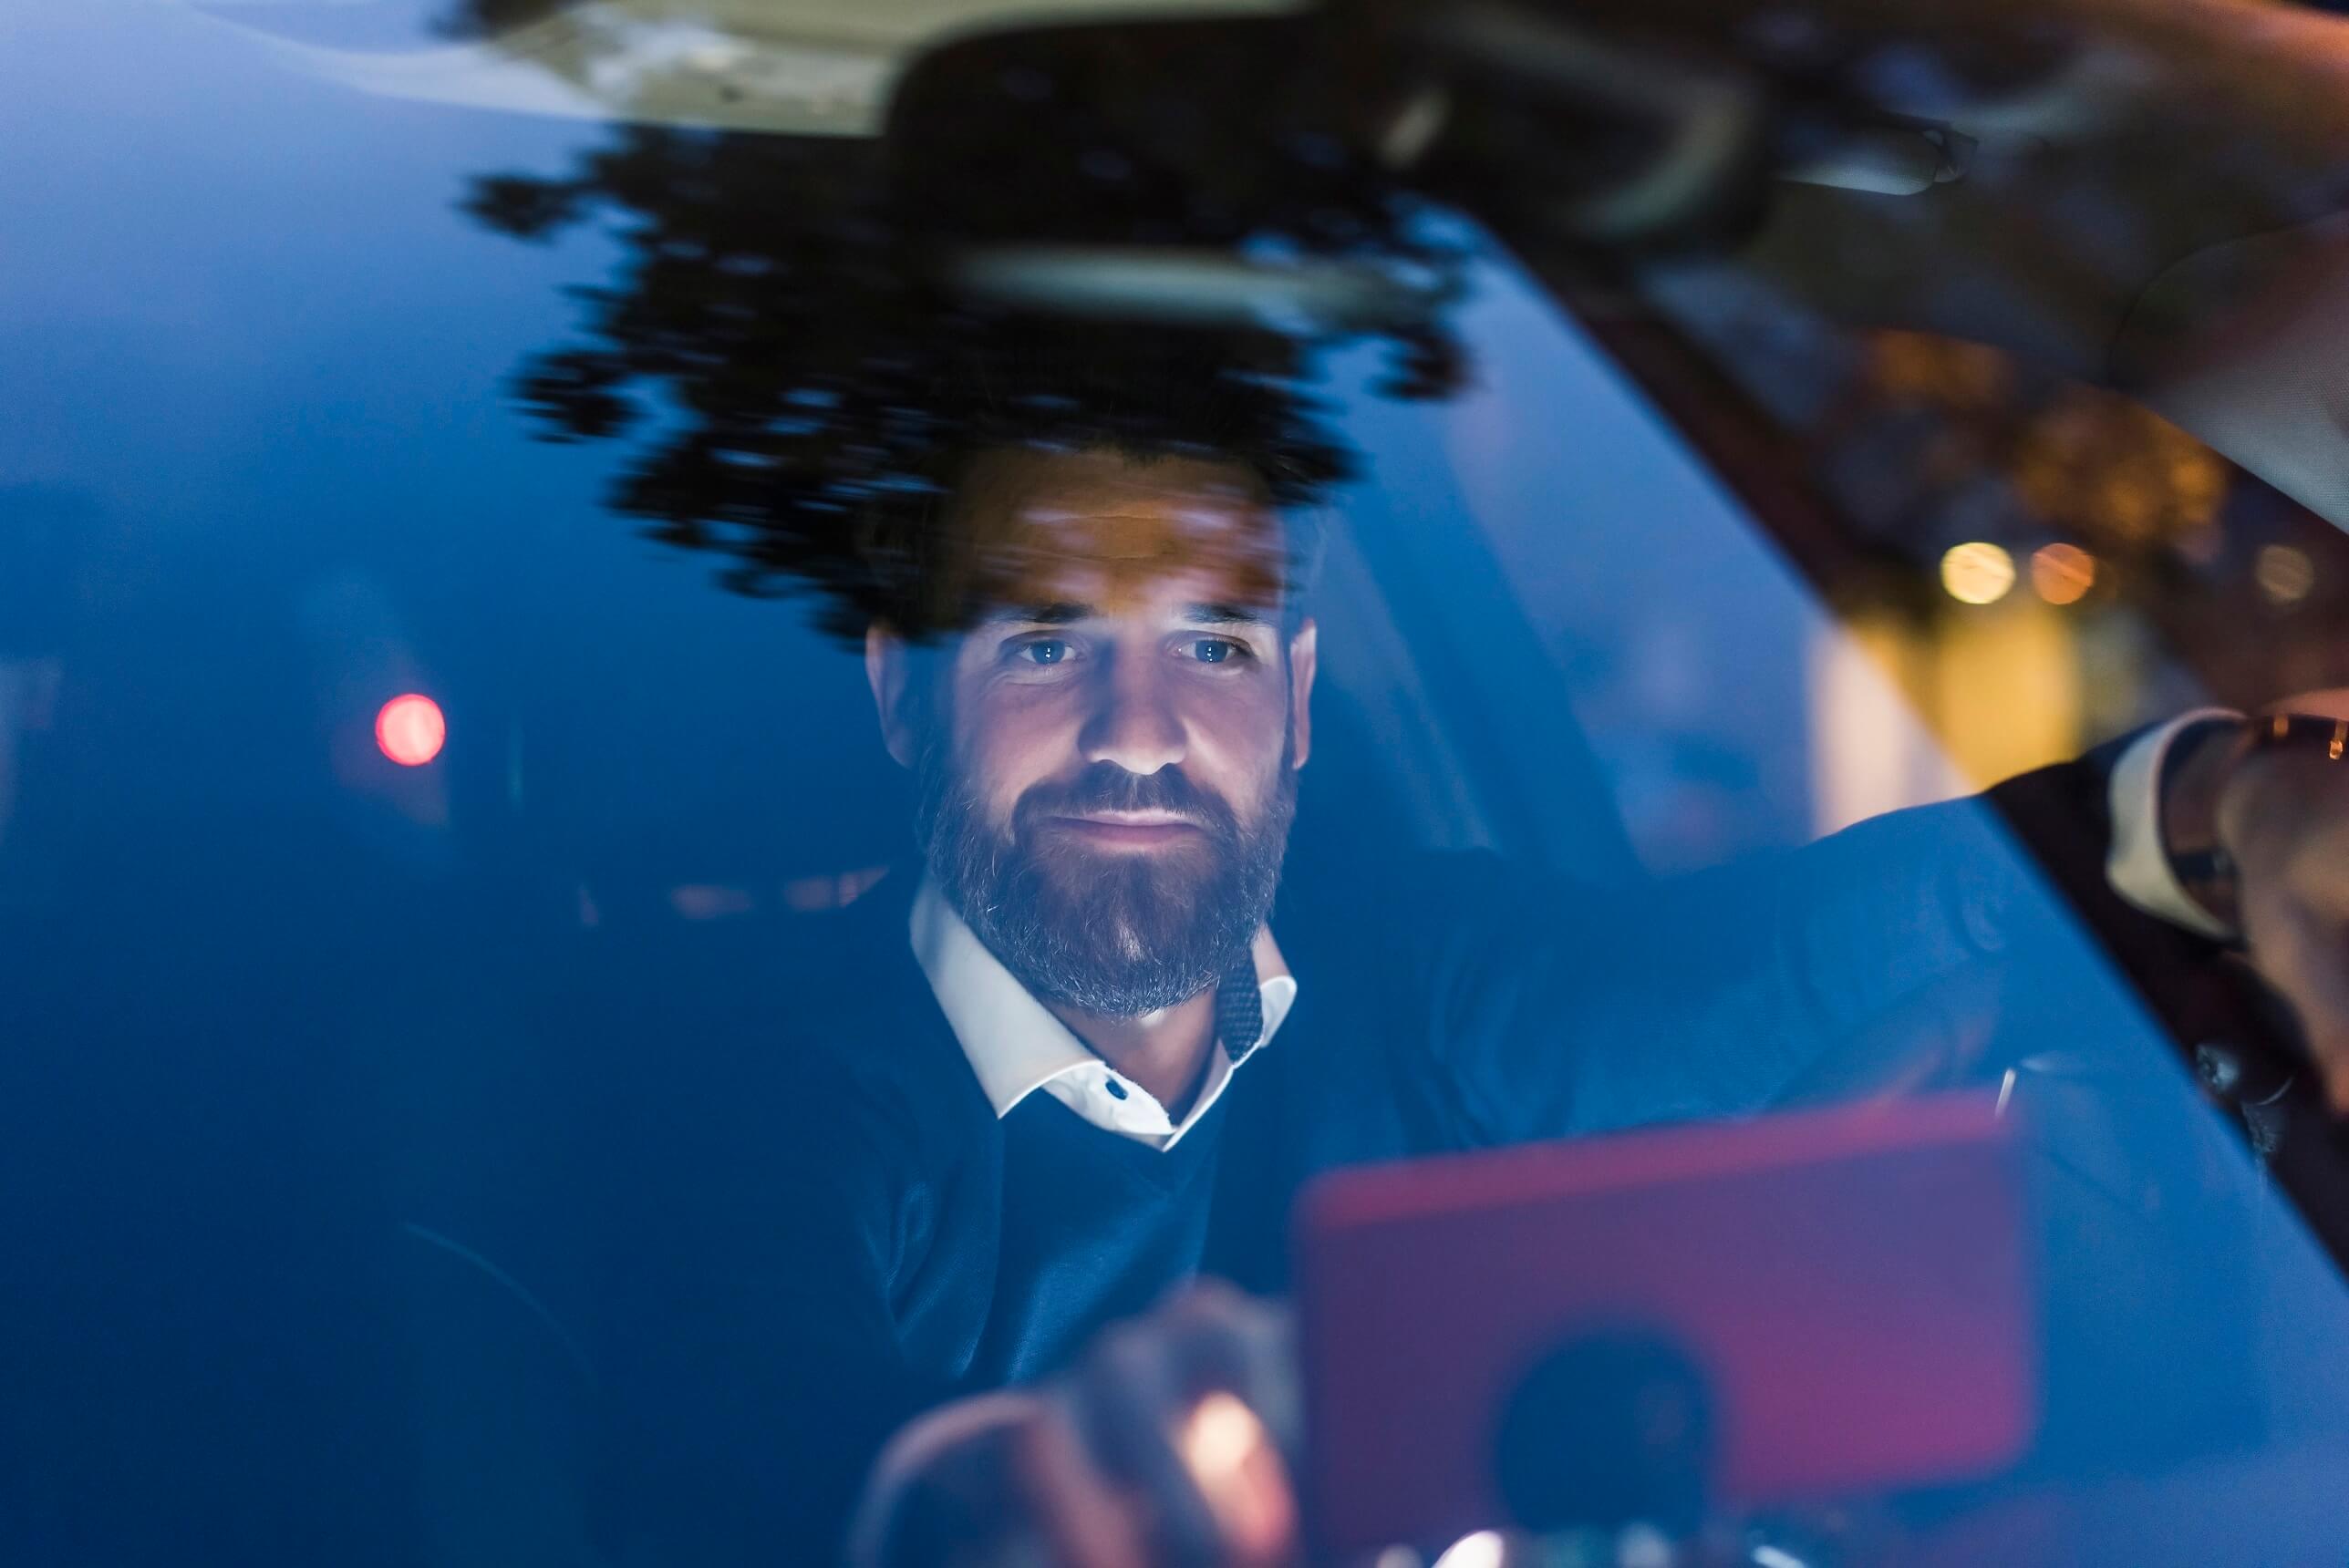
2168 711 2349 942
2158 716 2254 938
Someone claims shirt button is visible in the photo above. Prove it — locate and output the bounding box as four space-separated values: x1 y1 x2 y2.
1104 1078 1129 1100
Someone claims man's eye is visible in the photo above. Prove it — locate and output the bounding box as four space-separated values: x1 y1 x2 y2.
1186 638 1249 665
1011 639 1072 665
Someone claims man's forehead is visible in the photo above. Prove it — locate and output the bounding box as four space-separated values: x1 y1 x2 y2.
951 447 1287 616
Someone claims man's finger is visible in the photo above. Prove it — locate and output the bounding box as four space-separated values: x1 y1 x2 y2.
2240 897 2349 1115
1063 1287 1302 1568
1175 1390 1299 1567
1151 1284 1301 1455
1014 1399 1153 1568
1070 1315 1235 1567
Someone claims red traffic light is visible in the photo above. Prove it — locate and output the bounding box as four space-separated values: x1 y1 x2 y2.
375 694 446 767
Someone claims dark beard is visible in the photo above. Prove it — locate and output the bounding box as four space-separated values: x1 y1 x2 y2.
916 733 1296 1017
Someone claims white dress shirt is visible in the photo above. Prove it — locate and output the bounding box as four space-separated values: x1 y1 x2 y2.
908 876 1299 1150
910 716 2234 1150
2106 707 2246 942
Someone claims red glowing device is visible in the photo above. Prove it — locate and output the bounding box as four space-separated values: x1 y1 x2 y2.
1295 1093 2035 1558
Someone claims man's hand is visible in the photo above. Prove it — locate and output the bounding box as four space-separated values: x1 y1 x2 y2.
2181 694 2349 1113
852 1283 1301 1568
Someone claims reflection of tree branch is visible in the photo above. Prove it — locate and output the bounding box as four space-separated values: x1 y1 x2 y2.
461 173 584 239
463 98 1475 638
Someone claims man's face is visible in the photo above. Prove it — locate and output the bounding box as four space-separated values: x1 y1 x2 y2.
870 447 1317 1016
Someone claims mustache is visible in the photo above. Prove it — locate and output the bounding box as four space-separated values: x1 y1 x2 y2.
1012 765 1237 837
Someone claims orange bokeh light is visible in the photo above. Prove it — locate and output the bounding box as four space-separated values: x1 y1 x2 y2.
2030 542 2097 605
376 694 446 767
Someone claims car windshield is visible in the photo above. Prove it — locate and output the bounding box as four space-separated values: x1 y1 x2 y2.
14 1 2349 1563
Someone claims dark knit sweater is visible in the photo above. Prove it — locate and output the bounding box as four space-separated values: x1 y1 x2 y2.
984 1089 1230 1383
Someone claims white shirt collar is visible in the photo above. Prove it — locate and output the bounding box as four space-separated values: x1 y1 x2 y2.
907 875 1298 1150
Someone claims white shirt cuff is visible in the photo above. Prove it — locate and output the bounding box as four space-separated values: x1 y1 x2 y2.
2105 707 2243 943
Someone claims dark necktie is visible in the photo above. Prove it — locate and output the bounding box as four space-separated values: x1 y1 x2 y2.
1215 953 1265 1064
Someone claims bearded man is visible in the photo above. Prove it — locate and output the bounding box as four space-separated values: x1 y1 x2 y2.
585 427 2349 1568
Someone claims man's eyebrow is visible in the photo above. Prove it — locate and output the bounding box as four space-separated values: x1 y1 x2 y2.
978 602 1092 626
1183 602 1278 627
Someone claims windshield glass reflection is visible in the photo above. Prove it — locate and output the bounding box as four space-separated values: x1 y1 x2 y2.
16 5 2349 1565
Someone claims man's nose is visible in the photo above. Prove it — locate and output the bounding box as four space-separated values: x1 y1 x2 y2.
1079 649 1185 775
